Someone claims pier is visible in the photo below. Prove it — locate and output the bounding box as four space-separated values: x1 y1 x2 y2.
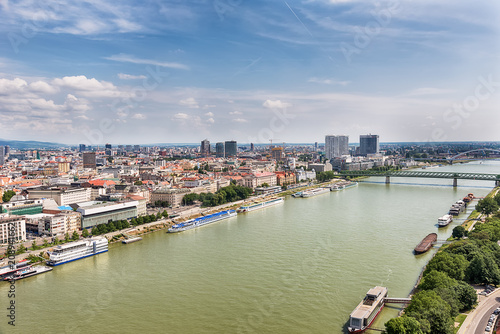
384 297 412 305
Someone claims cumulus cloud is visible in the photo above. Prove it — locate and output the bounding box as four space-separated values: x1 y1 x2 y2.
172 112 189 120
52 75 125 98
178 97 199 108
132 113 146 119
118 73 147 80
308 77 350 86
263 99 292 109
229 111 242 115
233 118 248 123
202 104 216 109
205 111 214 117
206 117 215 124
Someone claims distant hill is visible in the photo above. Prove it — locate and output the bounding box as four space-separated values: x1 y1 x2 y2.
0 139 67 149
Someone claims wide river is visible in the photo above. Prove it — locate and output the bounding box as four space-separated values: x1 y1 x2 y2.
1 161 499 334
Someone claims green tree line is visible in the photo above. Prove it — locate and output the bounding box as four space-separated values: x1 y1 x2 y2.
182 185 252 207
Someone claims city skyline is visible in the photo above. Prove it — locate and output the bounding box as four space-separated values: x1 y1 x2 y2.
0 1 499 145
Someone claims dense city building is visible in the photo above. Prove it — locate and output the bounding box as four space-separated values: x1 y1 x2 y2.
224 140 237 158
201 139 211 157
359 134 379 156
83 152 97 169
216 142 225 158
325 135 349 159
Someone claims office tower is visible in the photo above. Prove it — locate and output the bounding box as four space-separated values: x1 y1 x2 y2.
224 140 237 158
216 142 225 158
325 135 349 160
134 145 141 153
82 152 97 169
314 142 318 151
4 146 9 155
0 146 4 166
250 143 254 152
79 144 86 152
105 143 112 150
359 135 379 156
201 139 210 156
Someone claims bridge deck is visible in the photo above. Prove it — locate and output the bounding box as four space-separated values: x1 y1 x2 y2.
384 297 411 304
340 171 500 181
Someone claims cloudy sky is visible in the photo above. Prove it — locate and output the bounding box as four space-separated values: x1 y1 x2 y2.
0 0 499 145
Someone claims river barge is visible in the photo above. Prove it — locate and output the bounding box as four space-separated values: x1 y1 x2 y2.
300 187 330 198
348 286 388 333
168 210 237 233
437 214 453 227
47 237 108 266
0 259 31 279
236 198 284 213
414 233 437 254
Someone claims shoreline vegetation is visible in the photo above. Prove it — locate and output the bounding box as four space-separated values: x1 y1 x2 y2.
384 186 500 334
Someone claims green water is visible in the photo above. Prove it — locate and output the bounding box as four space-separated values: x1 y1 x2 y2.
1 161 499 334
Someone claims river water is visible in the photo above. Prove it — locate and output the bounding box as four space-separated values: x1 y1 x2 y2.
1 161 499 334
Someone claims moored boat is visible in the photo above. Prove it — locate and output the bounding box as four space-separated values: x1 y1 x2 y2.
300 187 330 198
348 286 388 333
168 210 237 233
47 237 108 266
0 259 31 279
122 236 142 244
414 233 437 254
236 197 284 213
3 265 53 281
437 214 453 227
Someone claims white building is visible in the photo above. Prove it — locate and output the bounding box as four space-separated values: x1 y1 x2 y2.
325 135 349 159
27 187 92 206
0 216 26 244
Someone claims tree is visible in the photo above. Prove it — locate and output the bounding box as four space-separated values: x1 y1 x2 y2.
42 239 49 248
91 227 99 235
424 252 468 281
72 231 79 241
452 225 466 239
31 240 38 250
134 180 143 186
476 197 499 215
465 252 500 285
452 281 477 311
385 316 423 334
64 233 70 243
81 229 89 238
53 236 59 245
261 183 269 188
16 244 27 254
182 193 198 205
405 290 454 334
2 190 16 202
419 270 457 291
494 192 500 206
162 210 169 218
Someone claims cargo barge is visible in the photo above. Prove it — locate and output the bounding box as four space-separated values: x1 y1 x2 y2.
414 233 437 254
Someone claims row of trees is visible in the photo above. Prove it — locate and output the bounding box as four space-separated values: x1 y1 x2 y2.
385 214 500 333
475 192 500 215
91 211 168 235
182 185 253 207
316 171 338 182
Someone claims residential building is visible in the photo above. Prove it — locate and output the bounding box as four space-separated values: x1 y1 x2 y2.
225 140 237 157
83 152 97 169
308 162 333 172
151 188 191 207
359 134 379 156
325 135 349 159
243 172 277 189
0 216 26 244
296 168 316 182
127 195 147 216
271 147 285 161
27 187 92 206
275 171 296 186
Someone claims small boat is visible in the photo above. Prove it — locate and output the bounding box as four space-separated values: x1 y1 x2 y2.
3 266 53 281
414 233 437 254
122 236 142 244
291 192 302 198
348 286 388 333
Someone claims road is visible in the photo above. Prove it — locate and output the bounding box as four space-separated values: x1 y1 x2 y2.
458 289 500 334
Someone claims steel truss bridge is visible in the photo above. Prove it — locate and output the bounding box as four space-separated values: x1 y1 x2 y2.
413 149 500 163
340 170 500 187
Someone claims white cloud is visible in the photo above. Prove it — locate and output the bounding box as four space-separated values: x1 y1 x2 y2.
407 87 455 96
206 117 215 124
118 73 147 80
52 75 125 98
263 99 292 109
308 77 350 86
29 81 59 94
233 118 248 123
105 54 189 70
132 113 146 119
229 111 243 115
179 97 199 108
205 112 214 117
202 104 216 109
173 113 189 120
0 78 28 95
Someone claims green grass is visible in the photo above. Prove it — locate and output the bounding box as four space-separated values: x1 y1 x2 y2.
454 313 468 333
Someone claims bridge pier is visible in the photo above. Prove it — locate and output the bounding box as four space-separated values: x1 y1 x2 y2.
385 176 390 185
453 178 458 188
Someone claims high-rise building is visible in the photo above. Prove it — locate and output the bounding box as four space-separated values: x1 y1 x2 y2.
0 146 4 166
79 144 86 152
105 143 112 150
4 146 9 155
359 135 379 156
250 143 255 152
224 141 237 158
325 135 349 160
271 147 285 161
82 152 97 169
134 145 141 153
201 139 210 156
216 142 225 158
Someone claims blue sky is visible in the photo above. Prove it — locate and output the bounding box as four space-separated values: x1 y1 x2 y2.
0 0 499 146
